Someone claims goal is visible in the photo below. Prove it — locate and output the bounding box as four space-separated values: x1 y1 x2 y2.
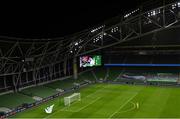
64 93 81 106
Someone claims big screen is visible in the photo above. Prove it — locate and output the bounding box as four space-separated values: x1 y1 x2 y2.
80 55 102 67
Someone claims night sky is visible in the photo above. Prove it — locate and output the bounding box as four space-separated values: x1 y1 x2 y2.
0 0 143 39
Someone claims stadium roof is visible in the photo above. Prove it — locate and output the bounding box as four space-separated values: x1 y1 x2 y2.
0 0 177 39
0 0 143 39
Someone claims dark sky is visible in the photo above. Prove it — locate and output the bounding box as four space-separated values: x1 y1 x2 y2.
0 0 142 39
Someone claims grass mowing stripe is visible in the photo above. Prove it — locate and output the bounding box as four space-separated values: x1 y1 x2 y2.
116 102 136 114
61 97 102 113
44 85 107 119
11 84 180 118
85 85 107 98
60 97 101 112
108 92 139 119
59 85 107 111
76 97 101 112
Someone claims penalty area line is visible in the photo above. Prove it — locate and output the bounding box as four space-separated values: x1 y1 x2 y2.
60 85 106 111
108 93 138 119
44 86 105 119
60 97 101 113
76 97 101 112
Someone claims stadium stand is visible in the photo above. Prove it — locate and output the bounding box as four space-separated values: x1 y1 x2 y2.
0 93 34 108
93 68 107 81
44 78 76 90
19 86 58 98
0 70 95 113
106 67 179 85
45 71 95 90
108 67 125 81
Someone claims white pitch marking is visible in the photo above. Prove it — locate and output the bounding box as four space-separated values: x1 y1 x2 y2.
108 92 138 119
60 85 106 111
76 97 101 112
45 85 107 119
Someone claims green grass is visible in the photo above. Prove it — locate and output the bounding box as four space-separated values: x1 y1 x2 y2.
10 84 180 118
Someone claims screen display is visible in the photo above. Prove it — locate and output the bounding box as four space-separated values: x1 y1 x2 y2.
80 55 102 67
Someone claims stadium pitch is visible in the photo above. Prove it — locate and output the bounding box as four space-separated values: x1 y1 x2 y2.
11 84 180 118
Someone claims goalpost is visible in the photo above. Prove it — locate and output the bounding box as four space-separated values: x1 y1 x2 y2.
64 93 81 106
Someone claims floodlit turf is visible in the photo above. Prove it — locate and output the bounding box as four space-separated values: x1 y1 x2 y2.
11 84 180 118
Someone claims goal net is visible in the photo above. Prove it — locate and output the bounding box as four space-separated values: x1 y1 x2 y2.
64 93 81 106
